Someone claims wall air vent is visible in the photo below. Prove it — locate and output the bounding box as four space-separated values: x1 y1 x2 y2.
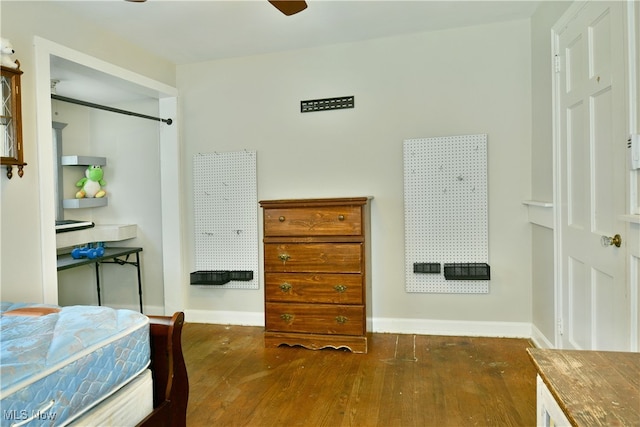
301 96 354 113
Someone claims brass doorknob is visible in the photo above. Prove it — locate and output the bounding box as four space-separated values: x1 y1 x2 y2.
601 234 622 247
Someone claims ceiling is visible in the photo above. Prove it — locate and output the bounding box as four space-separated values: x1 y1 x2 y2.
52 0 542 65
47 0 541 105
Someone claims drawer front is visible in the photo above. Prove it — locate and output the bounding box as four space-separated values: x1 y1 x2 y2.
264 243 362 273
265 303 364 336
264 205 362 236
265 273 363 304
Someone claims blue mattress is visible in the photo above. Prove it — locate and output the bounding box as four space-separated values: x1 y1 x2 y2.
0 303 150 426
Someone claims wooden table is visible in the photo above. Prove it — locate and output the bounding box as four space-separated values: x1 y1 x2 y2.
527 348 640 426
57 247 144 313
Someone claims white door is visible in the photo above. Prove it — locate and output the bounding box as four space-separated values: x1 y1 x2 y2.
554 1 630 351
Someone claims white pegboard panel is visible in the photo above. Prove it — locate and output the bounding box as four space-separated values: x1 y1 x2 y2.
404 135 489 293
193 151 259 289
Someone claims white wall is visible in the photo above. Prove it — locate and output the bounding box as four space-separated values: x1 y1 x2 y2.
0 1 175 303
178 19 533 333
529 0 572 347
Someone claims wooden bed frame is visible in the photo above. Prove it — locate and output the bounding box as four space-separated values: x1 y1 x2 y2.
137 312 189 427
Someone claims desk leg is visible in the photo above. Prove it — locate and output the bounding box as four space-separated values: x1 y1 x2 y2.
136 251 143 313
95 263 102 306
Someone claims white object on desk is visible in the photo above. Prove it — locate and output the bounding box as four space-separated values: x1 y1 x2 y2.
56 224 137 249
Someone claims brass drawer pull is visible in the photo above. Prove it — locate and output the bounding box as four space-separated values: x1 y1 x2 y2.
280 313 293 322
279 283 292 292
278 254 290 262
338 214 345 221
335 316 348 324
334 284 347 293
279 216 286 222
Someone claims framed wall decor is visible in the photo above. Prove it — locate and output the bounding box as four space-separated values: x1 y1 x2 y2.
1 63 25 179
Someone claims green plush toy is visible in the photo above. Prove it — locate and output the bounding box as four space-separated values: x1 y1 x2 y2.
75 165 106 198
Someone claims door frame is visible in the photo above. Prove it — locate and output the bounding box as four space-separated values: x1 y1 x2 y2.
627 0 640 351
551 0 639 350
33 37 186 315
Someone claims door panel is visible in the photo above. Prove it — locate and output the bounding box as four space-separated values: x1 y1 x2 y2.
593 267 623 350
568 256 590 349
568 101 587 228
565 34 583 94
592 87 614 233
589 9 611 79
555 1 629 351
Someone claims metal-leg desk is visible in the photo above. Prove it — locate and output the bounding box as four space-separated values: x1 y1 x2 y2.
57 247 144 313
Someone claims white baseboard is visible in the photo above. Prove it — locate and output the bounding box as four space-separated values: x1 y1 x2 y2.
373 317 532 338
143 305 166 316
184 309 534 339
185 309 264 326
530 324 555 348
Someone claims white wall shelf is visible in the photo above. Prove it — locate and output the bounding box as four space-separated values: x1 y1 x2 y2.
63 197 108 209
523 200 554 229
619 214 640 224
61 155 106 166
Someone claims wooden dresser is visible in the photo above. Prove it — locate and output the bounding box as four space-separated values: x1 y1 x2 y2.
259 197 372 353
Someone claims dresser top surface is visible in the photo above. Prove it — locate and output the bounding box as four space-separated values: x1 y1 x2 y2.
260 197 372 208
527 348 640 426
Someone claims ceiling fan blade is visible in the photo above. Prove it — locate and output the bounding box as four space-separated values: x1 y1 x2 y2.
268 1 307 16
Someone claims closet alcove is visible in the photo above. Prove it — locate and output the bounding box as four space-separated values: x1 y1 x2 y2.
36 39 181 314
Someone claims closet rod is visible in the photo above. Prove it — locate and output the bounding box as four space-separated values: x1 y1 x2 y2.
51 94 173 125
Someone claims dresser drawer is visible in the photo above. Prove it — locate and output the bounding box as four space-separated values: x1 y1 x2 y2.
265 273 363 304
265 303 364 336
264 243 362 273
264 205 362 237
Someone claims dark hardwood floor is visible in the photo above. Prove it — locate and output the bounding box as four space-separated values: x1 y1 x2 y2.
183 323 537 427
